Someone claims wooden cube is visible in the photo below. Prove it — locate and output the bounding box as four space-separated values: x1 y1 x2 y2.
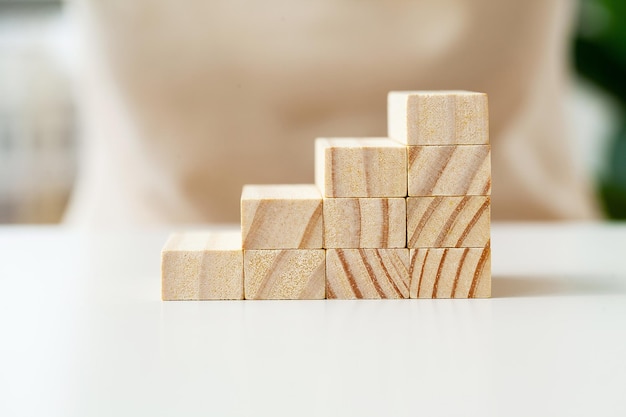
409 247 491 298
315 138 407 198
241 184 323 250
388 91 488 145
408 145 491 196
161 231 243 300
324 198 406 248
244 249 325 299
407 196 490 248
326 249 409 299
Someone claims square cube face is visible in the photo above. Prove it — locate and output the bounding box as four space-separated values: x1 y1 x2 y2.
407 196 490 248
324 198 406 248
388 91 489 145
408 145 491 196
241 184 323 250
161 231 243 300
315 138 407 198
409 247 491 298
326 249 409 299
244 250 326 300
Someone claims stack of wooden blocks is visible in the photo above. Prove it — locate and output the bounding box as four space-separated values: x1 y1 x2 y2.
162 91 491 300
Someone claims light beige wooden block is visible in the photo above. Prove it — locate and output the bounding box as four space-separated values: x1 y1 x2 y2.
409 247 491 298
407 196 490 248
244 249 325 299
315 138 407 198
161 231 243 300
408 145 491 196
241 184 323 249
324 198 406 248
326 249 409 299
388 91 489 145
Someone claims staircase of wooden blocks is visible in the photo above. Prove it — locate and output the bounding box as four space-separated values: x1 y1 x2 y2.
161 91 491 300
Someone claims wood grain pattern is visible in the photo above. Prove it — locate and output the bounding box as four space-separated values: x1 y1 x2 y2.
244 249 325 299
161 231 243 300
407 196 490 248
315 138 407 198
408 145 491 196
324 198 406 248
409 247 491 298
326 249 409 299
241 184 323 249
388 91 488 145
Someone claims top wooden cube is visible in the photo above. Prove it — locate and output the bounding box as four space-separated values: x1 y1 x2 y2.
241 184 323 249
388 91 489 145
315 138 407 198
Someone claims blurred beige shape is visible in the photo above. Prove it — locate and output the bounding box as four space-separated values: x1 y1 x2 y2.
64 0 598 226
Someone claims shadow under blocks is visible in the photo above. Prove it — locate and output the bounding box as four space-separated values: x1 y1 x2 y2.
493 275 626 298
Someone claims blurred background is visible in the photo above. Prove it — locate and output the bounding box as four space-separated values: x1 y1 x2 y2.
0 0 74 223
0 0 624 224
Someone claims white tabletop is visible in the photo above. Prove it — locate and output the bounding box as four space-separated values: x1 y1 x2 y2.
1 223 625 417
